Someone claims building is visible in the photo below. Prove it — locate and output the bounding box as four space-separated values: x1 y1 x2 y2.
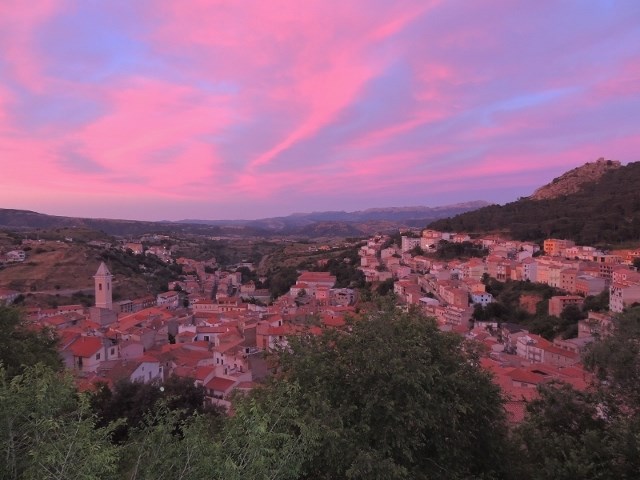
94 262 113 310
401 236 421 253
543 239 576 257
157 290 181 308
471 291 494 306
0 288 20 305
575 275 606 296
548 295 584 317
610 282 640 313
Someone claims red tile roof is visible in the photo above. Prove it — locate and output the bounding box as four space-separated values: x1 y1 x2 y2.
67 336 103 358
205 376 236 392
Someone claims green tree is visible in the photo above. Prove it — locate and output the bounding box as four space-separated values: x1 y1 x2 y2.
584 306 640 407
0 364 120 480
376 278 395 296
0 306 61 379
516 308 640 479
514 382 620 480
117 383 317 480
91 376 218 443
273 306 511 479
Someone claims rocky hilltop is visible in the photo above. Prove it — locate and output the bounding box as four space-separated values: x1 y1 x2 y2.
429 159 640 245
529 158 621 200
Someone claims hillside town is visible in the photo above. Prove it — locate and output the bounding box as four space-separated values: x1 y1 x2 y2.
2 228 639 423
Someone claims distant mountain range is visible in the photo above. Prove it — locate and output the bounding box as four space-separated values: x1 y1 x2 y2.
178 201 491 231
0 201 490 238
429 159 640 245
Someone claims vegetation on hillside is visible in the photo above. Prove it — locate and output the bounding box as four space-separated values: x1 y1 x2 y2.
473 278 609 340
429 161 640 245
99 248 183 294
429 240 488 260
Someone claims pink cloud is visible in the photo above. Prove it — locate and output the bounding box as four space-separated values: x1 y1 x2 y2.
1 1 639 219
146 0 439 176
0 0 62 92
62 77 234 195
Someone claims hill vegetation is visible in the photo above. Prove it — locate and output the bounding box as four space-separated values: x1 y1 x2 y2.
429 160 640 245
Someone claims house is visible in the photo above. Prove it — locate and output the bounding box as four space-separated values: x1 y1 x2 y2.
515 333 579 367
290 271 336 297
548 295 584 317
124 242 144 254
63 336 112 373
560 269 578 293
6 250 26 262
543 239 575 257
401 236 421 253
578 311 614 338
471 291 494 306
157 290 181 308
0 288 20 305
96 357 163 384
610 282 640 313
575 275 606 296
204 376 237 400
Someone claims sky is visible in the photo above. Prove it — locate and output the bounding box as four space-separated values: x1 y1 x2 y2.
1 1 639 221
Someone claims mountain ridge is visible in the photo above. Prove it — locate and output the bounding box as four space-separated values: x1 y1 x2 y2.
0 201 490 238
428 159 640 245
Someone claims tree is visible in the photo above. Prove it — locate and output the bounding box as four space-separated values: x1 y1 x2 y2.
515 308 640 479
0 306 61 379
514 382 622 480
583 306 640 407
375 278 395 296
117 383 318 480
90 375 219 443
272 306 511 479
0 364 120 480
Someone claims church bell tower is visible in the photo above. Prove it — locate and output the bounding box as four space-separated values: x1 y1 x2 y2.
94 262 113 310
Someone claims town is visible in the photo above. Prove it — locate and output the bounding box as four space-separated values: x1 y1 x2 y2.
2 228 638 423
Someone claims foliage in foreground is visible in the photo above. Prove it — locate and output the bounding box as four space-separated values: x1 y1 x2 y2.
276 307 511 480
0 305 61 379
514 307 640 480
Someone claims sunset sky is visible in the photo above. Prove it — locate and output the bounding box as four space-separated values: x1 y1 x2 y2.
1 1 639 221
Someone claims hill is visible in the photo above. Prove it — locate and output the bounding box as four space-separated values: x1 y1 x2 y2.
0 209 266 237
0 201 489 239
529 158 621 200
180 201 490 229
429 159 640 245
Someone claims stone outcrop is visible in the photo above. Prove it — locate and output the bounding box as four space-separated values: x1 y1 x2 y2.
529 158 621 201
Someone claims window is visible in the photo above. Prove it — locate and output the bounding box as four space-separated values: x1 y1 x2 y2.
98 283 102 291
96 353 100 360
110 348 115 355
